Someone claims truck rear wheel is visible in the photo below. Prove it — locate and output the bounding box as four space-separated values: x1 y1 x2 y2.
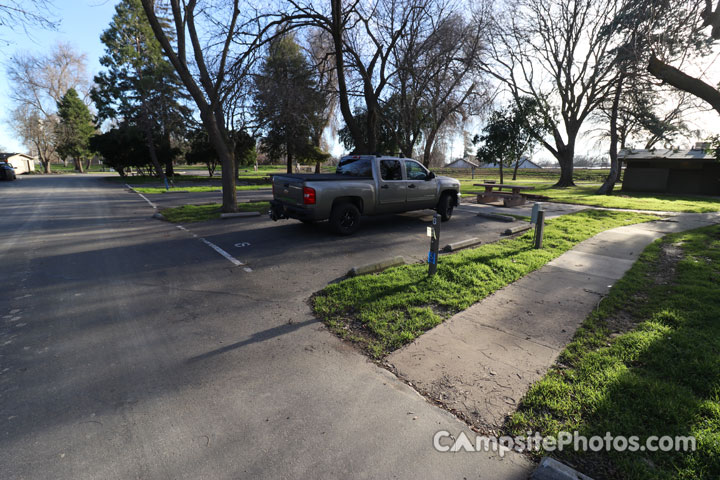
329 202 361 235
437 193 454 221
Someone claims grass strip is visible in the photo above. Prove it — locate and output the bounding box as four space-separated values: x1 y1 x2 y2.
506 224 720 480
313 209 658 359
160 202 269 223
134 184 271 194
459 182 720 213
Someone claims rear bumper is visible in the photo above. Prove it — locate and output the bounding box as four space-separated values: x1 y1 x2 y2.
269 200 317 221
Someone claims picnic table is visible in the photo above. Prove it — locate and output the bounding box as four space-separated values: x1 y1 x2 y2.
471 183 535 207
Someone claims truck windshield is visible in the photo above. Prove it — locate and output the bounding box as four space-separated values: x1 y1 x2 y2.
336 157 372 177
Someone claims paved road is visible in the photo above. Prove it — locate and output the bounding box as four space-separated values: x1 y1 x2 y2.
0 175 531 479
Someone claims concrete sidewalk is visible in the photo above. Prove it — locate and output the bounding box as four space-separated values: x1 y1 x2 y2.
387 212 720 432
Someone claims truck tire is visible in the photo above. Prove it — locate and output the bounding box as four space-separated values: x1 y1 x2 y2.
329 202 361 235
437 193 454 221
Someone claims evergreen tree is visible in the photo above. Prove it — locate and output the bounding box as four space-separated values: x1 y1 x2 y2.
253 34 327 174
56 88 95 173
92 0 188 179
475 98 547 184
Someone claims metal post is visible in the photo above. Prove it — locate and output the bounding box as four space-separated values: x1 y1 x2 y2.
534 210 545 249
428 213 441 276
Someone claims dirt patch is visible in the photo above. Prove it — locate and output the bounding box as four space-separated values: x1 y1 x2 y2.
601 241 684 339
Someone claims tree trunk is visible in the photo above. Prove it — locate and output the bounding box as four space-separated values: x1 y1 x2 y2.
286 147 293 174
75 158 84 173
365 102 378 154
648 55 720 116
164 133 174 177
512 157 520 180
38 151 50 174
553 148 575 187
499 161 504 185
330 0 366 153
141 124 167 185
422 128 439 167
597 75 624 195
315 161 321 174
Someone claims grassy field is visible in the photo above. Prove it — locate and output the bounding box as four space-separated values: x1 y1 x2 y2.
506 225 720 479
109 164 720 213
160 202 270 223
449 169 720 213
313 210 659 359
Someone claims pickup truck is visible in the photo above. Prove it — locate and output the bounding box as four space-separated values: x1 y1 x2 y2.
269 155 462 234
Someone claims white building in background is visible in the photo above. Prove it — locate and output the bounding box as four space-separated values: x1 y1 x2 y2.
0 153 36 174
478 157 542 169
445 158 480 169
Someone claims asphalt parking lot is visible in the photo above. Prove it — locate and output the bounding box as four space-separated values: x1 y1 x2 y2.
144 188 586 277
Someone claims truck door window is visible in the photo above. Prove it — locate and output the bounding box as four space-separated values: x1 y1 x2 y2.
337 157 372 177
405 160 429 180
380 160 402 180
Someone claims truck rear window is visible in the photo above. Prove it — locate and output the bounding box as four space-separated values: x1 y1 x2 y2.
336 157 372 177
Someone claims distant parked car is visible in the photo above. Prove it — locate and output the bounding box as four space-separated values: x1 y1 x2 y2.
0 162 17 181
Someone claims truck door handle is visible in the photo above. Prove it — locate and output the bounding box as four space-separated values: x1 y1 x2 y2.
380 185 389 189
408 184 416 189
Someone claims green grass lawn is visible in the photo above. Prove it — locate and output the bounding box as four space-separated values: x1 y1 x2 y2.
538 186 720 213
160 202 270 223
506 225 720 479
458 181 720 213
134 184 271 194
313 210 659 359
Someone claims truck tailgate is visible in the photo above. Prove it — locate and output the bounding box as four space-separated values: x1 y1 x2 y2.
272 175 305 206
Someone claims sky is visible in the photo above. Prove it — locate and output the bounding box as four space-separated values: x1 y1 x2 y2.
0 0 118 152
0 1 718 162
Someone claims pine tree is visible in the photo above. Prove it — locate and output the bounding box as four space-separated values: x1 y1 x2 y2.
56 88 95 173
254 34 327 174
92 0 188 180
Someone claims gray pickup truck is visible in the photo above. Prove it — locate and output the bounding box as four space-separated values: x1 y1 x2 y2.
269 155 461 234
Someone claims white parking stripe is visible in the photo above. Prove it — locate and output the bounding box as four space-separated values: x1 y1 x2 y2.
175 225 246 267
125 184 158 209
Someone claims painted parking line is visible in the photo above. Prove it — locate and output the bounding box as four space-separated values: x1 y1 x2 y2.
125 184 158 209
175 225 251 271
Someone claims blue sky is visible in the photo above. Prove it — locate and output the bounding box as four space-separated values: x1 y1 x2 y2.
0 0 118 152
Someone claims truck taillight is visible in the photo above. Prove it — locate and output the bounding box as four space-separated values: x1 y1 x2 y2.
303 187 316 205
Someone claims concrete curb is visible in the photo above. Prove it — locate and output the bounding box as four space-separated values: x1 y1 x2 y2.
349 256 405 277
443 237 482 252
477 211 516 222
531 457 593 480
161 190 190 193
220 212 261 219
504 224 533 235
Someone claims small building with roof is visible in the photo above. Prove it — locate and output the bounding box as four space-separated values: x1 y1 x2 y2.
0 153 36 175
619 144 719 195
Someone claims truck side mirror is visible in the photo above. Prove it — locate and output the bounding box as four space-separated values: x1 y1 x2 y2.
427 171 436 180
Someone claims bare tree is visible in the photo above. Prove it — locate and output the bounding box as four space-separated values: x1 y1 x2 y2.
10 105 58 173
390 4 491 166
0 1 58 36
287 0 430 154
6 42 90 173
306 27 338 172
639 1 720 116
140 1 290 212
482 0 621 187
